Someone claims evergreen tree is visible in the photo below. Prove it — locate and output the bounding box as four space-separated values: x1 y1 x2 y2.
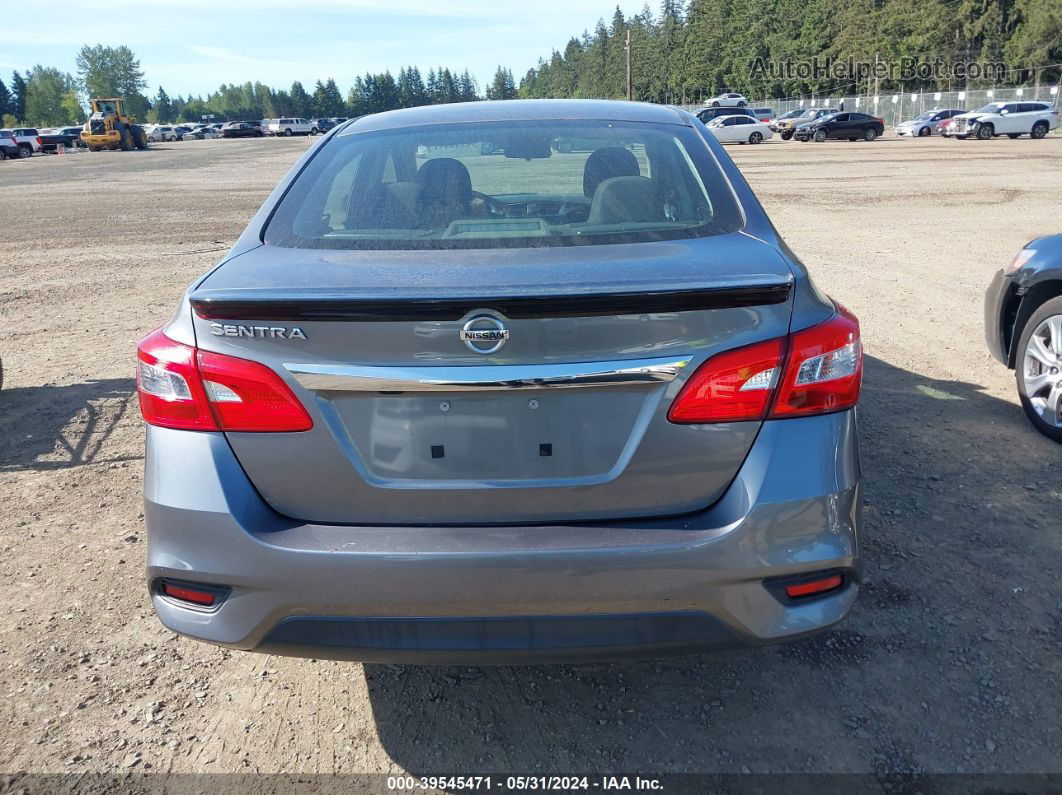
10 70 26 122
154 86 173 123
0 78 9 119
289 81 312 117
486 66 518 99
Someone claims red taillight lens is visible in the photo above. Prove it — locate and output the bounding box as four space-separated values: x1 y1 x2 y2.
198 350 313 432
136 329 217 430
136 329 312 432
667 306 862 424
668 338 784 423
771 306 862 418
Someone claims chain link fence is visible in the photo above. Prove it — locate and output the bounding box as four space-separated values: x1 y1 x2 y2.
679 84 1061 129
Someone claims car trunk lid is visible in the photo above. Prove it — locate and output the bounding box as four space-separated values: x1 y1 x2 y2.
190 234 795 525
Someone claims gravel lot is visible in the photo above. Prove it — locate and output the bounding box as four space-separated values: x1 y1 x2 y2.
0 134 1059 785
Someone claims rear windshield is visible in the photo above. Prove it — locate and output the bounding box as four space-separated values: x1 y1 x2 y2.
264 119 743 250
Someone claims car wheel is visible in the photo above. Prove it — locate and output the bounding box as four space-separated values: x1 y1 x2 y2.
864 128 878 141
17 145 32 158
284 128 293 137
918 126 930 137
813 129 827 143
1007 133 1020 139
737 101 746 107
0 150 6 160
711 101 719 107
748 131 763 144
976 123 993 140
1031 121 1048 139
1016 296 1062 443
780 131 792 140
311 127 319 135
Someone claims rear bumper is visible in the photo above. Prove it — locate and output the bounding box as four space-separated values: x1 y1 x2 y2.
145 410 862 663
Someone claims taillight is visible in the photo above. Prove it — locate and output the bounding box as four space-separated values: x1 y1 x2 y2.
668 338 784 423
667 306 861 424
770 306 861 418
36 137 42 146
136 328 312 432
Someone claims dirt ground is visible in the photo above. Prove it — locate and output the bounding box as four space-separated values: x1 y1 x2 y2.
0 134 1059 786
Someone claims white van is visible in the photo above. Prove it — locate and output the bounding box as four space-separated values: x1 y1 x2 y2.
267 118 318 136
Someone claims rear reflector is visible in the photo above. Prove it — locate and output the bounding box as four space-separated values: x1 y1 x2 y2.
667 305 862 424
160 582 217 606
785 574 843 599
136 328 312 432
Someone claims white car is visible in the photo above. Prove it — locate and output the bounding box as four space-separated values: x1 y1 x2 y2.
704 115 773 144
705 92 749 108
146 125 178 143
895 108 965 137
183 126 219 140
950 101 1059 140
266 117 318 136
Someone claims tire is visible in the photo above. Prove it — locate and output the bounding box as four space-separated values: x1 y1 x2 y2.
87 145 101 152
976 123 993 140
1015 296 1062 443
310 127 319 136
0 150 6 160
711 101 720 107
134 127 148 150
17 145 32 158
864 128 878 141
1031 121 1048 140
737 101 746 107
119 128 133 151
918 126 930 137
1007 133 1020 139
748 131 763 144
284 128 292 137
780 131 792 140
813 129 827 143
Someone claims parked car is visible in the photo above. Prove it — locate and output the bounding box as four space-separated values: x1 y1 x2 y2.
0 128 42 158
750 107 774 123
771 108 837 140
705 92 749 107
695 106 756 125
895 108 965 137
39 126 85 152
985 235 1062 442
183 125 219 140
794 112 885 142
0 132 18 160
147 125 178 143
221 121 265 138
137 99 863 664
311 118 337 134
173 126 194 141
704 115 773 144
267 117 317 136
951 101 1059 140
938 117 958 136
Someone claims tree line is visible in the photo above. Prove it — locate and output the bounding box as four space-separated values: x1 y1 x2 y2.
2 0 1058 128
519 0 1062 104
0 44 519 127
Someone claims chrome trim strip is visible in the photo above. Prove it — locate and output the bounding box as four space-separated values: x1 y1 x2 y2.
285 356 691 392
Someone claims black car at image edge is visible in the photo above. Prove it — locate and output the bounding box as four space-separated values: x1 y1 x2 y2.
985 234 1062 442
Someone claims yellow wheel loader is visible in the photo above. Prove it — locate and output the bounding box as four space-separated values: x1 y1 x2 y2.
80 98 149 152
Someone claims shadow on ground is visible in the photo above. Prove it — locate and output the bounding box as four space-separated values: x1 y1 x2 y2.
0 378 137 470
363 355 1060 776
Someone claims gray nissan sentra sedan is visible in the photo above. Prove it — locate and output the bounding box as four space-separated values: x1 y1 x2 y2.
138 99 863 663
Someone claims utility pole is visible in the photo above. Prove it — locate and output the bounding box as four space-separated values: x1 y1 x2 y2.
626 30 633 101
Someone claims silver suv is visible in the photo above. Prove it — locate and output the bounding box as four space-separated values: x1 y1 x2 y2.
138 100 863 663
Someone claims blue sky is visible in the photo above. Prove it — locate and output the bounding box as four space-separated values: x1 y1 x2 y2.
1 0 646 98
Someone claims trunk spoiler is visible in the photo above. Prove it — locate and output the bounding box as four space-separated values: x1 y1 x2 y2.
189 277 793 322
